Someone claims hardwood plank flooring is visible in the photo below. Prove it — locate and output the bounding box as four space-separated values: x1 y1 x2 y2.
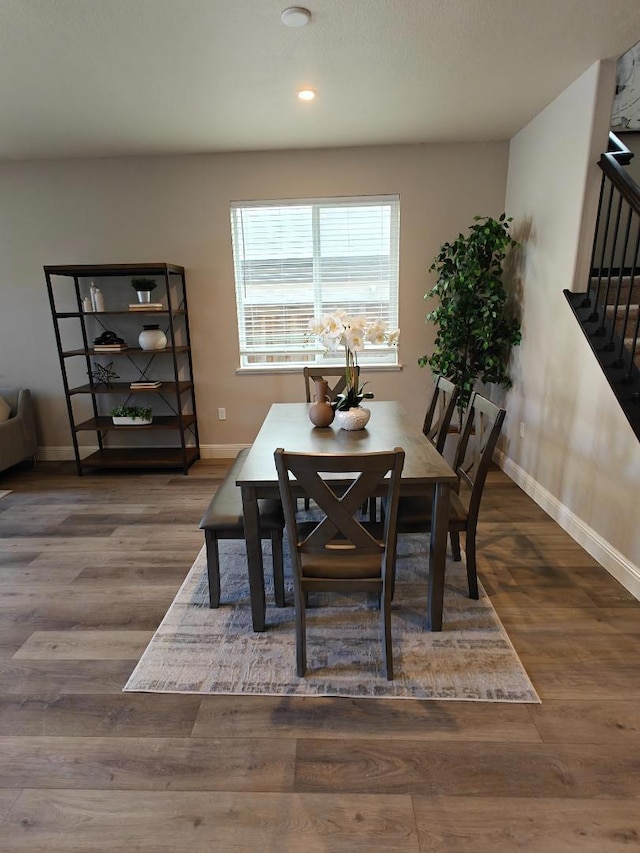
0 460 638 851
412 797 640 852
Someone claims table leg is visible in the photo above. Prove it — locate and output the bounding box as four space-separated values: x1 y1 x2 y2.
427 482 450 631
241 485 266 632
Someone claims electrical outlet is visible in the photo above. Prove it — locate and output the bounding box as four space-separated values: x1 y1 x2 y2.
519 421 525 438
218 407 226 421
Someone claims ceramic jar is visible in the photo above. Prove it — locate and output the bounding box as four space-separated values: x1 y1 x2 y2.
333 406 371 431
308 378 335 427
138 324 167 351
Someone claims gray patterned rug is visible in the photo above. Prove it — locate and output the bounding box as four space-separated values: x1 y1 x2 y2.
124 535 539 702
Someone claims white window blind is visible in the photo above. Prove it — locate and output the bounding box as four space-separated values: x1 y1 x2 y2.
230 195 400 368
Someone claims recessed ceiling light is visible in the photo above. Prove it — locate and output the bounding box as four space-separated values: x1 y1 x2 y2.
281 7 312 27
298 89 316 101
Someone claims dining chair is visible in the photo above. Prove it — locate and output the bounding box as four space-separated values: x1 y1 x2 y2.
423 374 460 454
301 365 364 511
274 446 405 680
303 366 359 403
389 392 505 600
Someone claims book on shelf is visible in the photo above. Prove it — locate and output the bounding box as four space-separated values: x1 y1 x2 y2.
128 303 165 311
93 344 128 352
129 380 162 389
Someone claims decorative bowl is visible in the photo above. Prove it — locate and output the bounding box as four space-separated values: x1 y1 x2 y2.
333 406 371 431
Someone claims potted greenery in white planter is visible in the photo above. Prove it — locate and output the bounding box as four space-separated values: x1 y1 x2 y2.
110 404 153 426
419 214 521 417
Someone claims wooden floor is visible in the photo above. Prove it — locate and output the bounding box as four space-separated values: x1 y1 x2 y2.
0 460 638 852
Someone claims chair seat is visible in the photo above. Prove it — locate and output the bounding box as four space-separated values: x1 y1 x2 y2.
388 490 468 530
301 548 382 580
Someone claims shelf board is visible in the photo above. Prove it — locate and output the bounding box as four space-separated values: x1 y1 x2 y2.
63 346 190 357
80 447 199 470
45 263 185 277
75 415 196 431
70 381 193 395
55 310 186 318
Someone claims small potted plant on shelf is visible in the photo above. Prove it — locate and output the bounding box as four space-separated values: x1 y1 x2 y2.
130 277 157 304
110 404 153 426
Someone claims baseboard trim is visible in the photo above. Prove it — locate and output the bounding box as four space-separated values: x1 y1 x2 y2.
37 446 87 462
495 450 640 601
199 444 250 459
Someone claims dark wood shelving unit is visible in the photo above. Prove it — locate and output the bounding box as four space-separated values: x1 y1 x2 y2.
45 263 200 475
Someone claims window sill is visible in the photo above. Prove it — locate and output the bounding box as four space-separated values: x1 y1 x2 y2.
235 364 404 376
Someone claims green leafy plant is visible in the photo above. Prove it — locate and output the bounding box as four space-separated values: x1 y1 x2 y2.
110 404 152 420
419 214 521 414
130 278 157 292
333 385 374 412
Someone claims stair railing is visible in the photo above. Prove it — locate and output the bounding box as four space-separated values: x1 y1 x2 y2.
588 133 640 379
566 132 640 438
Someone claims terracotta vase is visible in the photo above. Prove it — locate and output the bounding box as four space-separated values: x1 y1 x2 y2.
308 378 335 427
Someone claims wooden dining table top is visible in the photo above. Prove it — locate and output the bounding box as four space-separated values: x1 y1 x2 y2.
236 401 457 489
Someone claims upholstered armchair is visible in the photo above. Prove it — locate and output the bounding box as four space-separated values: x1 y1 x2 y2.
0 388 37 473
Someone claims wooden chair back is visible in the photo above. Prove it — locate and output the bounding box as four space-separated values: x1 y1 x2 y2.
422 374 459 454
303 366 360 403
452 392 506 523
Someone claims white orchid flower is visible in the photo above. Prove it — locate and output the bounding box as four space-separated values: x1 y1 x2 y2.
366 319 387 344
308 316 326 336
345 329 365 352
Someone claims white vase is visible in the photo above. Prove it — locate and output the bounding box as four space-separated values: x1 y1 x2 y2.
333 406 371 431
138 325 167 350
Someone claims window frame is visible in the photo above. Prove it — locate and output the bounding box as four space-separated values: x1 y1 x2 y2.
230 194 400 371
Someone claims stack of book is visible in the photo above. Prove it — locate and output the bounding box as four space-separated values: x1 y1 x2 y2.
129 380 162 390
128 303 165 311
93 343 128 352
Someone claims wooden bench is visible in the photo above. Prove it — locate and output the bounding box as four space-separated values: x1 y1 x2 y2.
199 448 286 608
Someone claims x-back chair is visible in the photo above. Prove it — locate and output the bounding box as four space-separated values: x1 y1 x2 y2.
391 392 505 600
275 447 404 680
423 374 460 454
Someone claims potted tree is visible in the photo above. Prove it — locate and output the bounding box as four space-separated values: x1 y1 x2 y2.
110 404 153 426
419 214 521 416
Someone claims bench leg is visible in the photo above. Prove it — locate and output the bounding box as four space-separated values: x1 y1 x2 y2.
271 530 286 607
204 531 221 608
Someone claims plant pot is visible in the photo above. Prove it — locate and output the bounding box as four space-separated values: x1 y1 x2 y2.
112 416 153 426
333 406 371 431
135 290 154 304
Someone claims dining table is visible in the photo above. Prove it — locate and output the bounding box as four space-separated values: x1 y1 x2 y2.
236 400 458 632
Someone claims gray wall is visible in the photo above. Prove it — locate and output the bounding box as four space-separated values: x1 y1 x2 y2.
0 142 508 452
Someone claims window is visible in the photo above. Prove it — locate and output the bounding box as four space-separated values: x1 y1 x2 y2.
230 195 400 369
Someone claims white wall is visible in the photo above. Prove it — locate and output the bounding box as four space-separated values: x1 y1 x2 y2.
502 61 640 592
0 142 508 452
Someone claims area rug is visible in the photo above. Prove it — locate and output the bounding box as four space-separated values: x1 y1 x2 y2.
124 535 539 702
0 490 11 500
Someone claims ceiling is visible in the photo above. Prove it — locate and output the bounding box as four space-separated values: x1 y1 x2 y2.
0 0 639 162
